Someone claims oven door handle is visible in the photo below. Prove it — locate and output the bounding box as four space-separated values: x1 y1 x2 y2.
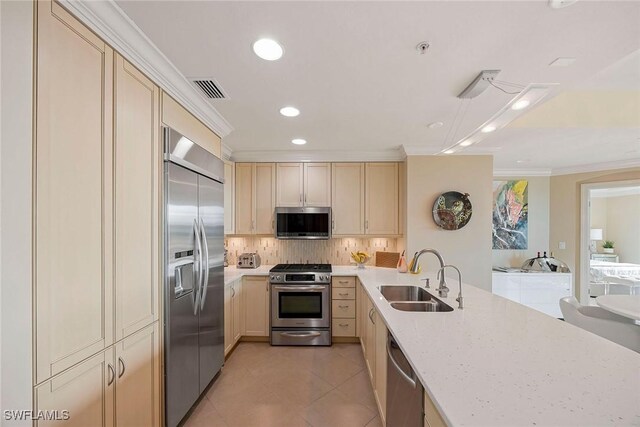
272 286 327 291
279 331 322 338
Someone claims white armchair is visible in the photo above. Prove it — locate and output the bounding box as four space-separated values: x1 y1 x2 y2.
559 296 640 353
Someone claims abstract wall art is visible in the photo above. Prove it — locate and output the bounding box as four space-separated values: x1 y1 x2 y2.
492 180 528 250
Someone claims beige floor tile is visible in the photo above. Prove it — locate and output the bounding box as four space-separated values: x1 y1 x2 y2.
336 370 378 412
300 389 377 427
309 352 364 387
365 415 384 427
184 343 378 427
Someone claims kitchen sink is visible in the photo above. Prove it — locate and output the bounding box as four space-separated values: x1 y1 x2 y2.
390 301 453 312
379 285 453 312
379 285 432 302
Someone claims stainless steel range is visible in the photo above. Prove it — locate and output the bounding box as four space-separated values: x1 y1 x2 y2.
270 264 332 346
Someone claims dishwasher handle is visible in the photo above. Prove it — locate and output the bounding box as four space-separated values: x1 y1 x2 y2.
387 334 417 389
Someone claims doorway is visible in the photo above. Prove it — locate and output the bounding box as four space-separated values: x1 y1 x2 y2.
580 180 640 305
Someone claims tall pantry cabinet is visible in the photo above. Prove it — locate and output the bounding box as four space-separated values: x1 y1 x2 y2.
34 1 161 425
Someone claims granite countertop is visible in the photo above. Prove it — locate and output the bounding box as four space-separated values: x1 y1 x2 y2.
224 264 640 426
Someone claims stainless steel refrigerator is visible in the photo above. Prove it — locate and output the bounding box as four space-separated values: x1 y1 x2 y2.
164 127 224 427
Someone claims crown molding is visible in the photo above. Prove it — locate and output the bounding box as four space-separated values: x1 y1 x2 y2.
551 158 640 176
493 169 552 177
222 144 233 161
58 0 233 138
230 149 405 163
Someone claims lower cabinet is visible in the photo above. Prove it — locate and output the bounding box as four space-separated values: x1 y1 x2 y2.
35 323 160 427
243 276 270 337
332 276 357 338
359 280 388 425
424 390 447 427
224 280 244 356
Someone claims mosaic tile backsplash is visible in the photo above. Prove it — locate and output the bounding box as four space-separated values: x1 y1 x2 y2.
225 237 399 266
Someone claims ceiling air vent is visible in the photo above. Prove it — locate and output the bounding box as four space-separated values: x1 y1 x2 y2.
190 78 227 99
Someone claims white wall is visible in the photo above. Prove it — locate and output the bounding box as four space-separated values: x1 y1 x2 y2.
604 195 640 263
1 1 33 423
492 176 550 268
406 155 493 291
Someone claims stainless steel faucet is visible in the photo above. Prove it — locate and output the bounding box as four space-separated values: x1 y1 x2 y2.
437 265 463 309
409 249 447 294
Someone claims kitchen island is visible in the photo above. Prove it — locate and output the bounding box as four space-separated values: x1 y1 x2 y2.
225 265 640 426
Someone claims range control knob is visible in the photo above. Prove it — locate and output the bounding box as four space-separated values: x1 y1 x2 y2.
276 275 282 281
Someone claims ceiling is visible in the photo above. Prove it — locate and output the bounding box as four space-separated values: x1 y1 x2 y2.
117 0 640 173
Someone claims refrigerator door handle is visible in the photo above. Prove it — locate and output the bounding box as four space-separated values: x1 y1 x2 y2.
193 219 203 315
199 218 210 311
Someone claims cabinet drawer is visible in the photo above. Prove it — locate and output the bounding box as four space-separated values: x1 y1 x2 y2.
332 300 356 318
333 288 356 300
332 319 356 337
332 277 355 288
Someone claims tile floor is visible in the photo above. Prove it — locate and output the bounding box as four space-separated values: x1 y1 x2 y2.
183 342 382 427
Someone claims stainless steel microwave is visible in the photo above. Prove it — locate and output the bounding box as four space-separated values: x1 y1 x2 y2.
274 207 331 240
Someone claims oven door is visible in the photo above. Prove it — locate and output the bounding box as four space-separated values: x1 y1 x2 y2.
271 284 330 328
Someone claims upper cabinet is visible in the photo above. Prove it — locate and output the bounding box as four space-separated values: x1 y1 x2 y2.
113 54 160 342
35 0 115 383
365 163 399 235
161 93 221 158
235 163 276 235
332 163 365 235
224 161 235 234
276 163 331 207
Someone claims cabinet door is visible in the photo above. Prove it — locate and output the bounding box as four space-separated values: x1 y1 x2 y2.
374 312 387 423
255 163 276 234
35 348 115 427
365 298 376 382
224 161 235 234
304 163 331 206
114 323 160 427
365 163 399 235
234 163 254 234
224 284 233 356
332 163 365 235
233 280 244 342
276 163 303 207
243 276 269 336
36 0 114 383
114 54 160 341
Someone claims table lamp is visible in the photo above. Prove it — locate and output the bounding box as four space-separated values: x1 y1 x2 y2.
590 228 603 253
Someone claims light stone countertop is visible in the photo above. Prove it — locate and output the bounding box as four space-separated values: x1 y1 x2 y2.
224 264 640 426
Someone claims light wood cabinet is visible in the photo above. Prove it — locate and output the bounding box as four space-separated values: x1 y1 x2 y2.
224 161 235 234
276 163 331 207
365 163 399 235
374 311 387 424
35 0 115 383
424 390 447 427
359 280 388 425
332 276 357 338
35 349 115 427
113 54 160 342
161 92 221 158
243 276 270 337
331 163 365 235
114 323 161 427
234 163 276 235
224 280 244 356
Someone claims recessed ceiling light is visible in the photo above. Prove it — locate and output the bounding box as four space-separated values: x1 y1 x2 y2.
427 121 444 129
481 125 496 133
252 38 283 61
459 140 473 147
511 100 530 111
443 149 455 154
280 106 300 117
291 138 307 145
516 159 531 164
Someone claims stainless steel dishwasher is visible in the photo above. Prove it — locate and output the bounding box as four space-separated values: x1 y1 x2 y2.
386 332 424 427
